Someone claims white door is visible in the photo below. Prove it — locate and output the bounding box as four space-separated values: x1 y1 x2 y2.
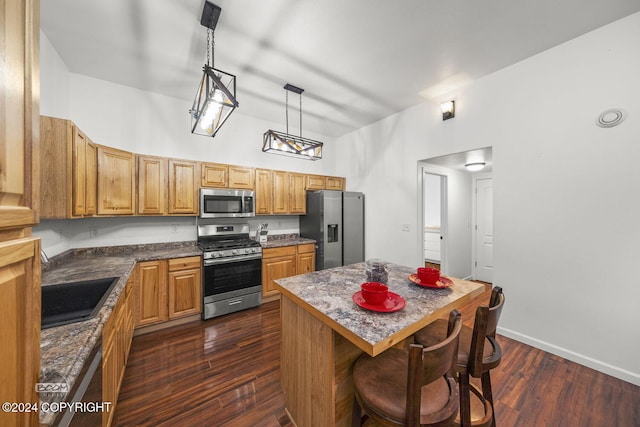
475 178 493 282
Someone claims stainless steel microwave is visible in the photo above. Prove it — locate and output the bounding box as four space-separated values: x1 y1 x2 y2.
199 188 255 218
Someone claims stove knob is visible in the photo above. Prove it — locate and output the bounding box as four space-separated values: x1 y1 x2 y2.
253 248 260 253
213 252 220 258
232 250 238 255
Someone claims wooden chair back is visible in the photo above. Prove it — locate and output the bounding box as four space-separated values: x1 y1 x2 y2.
468 286 504 377
406 310 462 426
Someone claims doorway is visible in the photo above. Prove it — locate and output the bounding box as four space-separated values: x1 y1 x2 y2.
420 147 493 280
423 172 446 272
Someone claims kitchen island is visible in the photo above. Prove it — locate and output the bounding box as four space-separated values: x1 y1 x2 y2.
274 262 485 427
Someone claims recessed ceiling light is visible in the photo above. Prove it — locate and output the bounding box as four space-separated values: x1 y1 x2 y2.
596 108 626 128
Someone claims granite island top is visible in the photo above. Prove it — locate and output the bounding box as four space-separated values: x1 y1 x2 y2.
274 261 485 356
39 241 201 425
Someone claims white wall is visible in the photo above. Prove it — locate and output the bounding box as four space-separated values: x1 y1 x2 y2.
337 13 640 384
423 172 441 228
36 32 335 256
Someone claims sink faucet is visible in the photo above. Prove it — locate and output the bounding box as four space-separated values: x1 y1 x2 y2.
41 248 49 264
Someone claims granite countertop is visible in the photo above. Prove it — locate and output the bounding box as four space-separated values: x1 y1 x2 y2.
274 261 485 356
260 235 316 249
39 241 201 425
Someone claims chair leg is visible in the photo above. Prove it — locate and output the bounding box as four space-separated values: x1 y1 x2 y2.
459 373 472 427
352 396 362 427
481 371 496 427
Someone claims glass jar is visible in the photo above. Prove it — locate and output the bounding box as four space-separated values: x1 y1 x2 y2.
365 259 388 284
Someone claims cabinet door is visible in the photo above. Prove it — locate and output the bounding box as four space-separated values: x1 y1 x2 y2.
168 268 202 319
262 247 296 298
85 141 97 215
326 176 345 191
296 244 316 275
71 127 87 216
135 260 168 326
228 166 254 189
168 159 198 214
0 238 40 427
272 171 289 214
0 0 39 230
137 156 167 214
289 173 306 214
97 146 136 215
255 168 273 215
102 338 117 427
306 174 326 190
201 162 228 187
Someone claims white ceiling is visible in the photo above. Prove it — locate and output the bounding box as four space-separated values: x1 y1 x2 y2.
40 0 640 138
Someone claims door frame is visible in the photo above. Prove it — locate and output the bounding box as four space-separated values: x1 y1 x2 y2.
471 172 493 281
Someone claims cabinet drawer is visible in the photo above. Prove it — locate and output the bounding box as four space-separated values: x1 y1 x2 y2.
297 243 316 254
168 256 202 271
263 245 296 258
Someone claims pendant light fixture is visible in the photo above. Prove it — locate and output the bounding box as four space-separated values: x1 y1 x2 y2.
263 84 323 160
189 1 238 138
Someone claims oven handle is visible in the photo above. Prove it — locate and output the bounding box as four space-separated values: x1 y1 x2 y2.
203 254 263 266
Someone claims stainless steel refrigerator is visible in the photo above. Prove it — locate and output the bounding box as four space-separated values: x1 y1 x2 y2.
300 190 364 270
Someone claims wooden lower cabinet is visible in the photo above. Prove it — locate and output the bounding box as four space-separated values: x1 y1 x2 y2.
296 243 316 274
168 257 202 318
102 277 134 427
0 237 40 427
135 256 202 328
135 260 168 326
262 244 316 299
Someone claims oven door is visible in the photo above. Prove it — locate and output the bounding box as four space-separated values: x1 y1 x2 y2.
203 256 262 300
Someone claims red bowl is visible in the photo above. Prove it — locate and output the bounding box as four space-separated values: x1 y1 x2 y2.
361 282 389 305
417 267 440 284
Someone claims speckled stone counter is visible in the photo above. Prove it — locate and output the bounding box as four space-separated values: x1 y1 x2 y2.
39 242 201 425
260 235 315 249
274 262 485 426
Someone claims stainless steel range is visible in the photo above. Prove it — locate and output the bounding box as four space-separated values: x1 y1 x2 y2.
197 223 262 319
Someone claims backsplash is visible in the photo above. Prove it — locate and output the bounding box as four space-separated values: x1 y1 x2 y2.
34 215 301 257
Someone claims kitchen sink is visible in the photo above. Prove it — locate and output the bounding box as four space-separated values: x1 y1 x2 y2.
41 277 119 329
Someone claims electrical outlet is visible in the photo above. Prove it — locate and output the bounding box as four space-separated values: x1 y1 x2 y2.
171 224 179 233
89 227 98 238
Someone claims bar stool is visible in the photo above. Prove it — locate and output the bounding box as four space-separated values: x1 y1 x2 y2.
414 287 504 427
351 310 462 427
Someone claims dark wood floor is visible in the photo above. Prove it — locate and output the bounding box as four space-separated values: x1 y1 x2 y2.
114 290 640 427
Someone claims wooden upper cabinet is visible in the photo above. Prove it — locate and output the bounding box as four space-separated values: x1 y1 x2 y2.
289 173 306 214
137 155 167 215
228 166 254 189
40 117 98 218
0 0 39 230
202 163 254 189
272 170 289 214
255 168 273 215
168 159 198 215
326 176 345 191
97 146 136 215
306 174 326 190
201 162 228 187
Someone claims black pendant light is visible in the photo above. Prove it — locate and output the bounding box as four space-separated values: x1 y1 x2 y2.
189 1 239 138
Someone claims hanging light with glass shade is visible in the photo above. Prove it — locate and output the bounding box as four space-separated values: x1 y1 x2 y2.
189 1 238 138
263 84 323 160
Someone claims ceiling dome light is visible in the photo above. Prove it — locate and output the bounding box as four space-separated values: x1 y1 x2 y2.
465 162 486 172
596 108 626 128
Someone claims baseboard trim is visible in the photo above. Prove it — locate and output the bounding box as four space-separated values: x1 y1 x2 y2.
497 326 640 386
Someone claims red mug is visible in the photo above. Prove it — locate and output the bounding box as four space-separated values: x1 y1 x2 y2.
417 267 440 284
